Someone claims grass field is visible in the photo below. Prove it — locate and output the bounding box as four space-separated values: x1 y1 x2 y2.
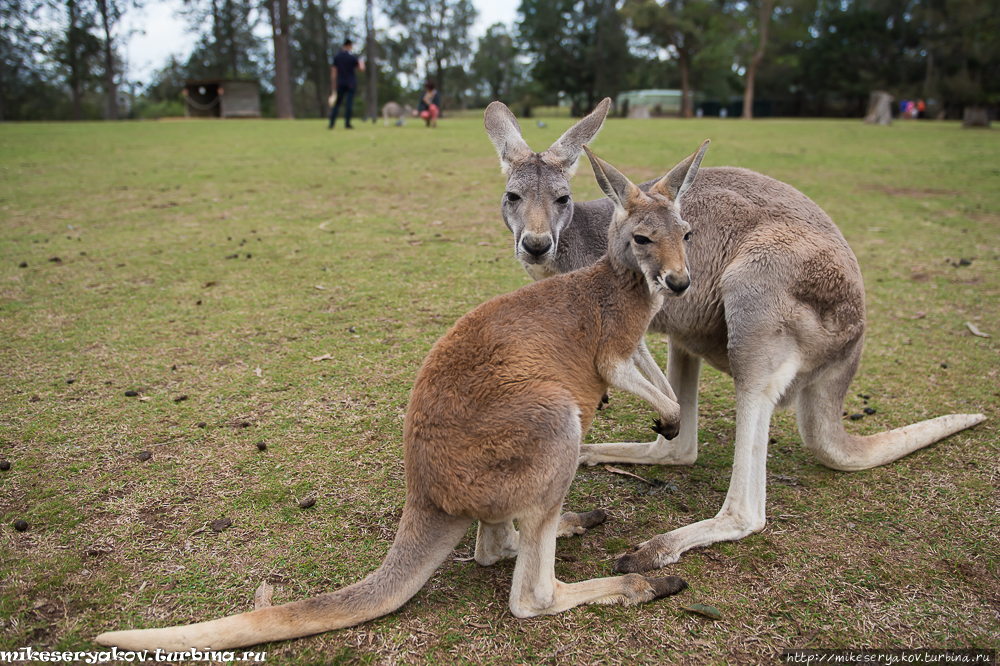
1 115 998 665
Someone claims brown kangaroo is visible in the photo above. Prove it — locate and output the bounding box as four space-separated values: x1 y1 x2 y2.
483 99 987 574
93 146 698 652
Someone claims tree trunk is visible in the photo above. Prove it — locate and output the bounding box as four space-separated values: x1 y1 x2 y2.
679 48 692 118
864 91 892 125
96 0 118 120
67 0 83 120
435 58 444 109
742 0 772 120
268 0 294 118
318 0 331 115
363 0 377 122
227 0 238 77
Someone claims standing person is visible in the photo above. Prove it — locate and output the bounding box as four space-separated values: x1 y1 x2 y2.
414 81 441 128
329 39 365 129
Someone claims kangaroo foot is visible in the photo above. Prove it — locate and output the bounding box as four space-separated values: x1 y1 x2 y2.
557 509 607 537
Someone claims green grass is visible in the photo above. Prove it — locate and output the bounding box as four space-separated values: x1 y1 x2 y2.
1 116 998 664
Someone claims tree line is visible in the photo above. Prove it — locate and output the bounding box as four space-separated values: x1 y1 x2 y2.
1 0 997 121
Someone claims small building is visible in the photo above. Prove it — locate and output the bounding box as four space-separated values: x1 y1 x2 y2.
182 79 260 118
616 90 683 117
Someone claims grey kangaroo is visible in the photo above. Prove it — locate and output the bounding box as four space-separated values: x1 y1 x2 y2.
94 147 692 652
483 98 987 574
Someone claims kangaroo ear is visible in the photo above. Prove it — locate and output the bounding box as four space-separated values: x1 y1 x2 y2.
584 145 639 211
652 139 710 202
546 98 611 176
484 101 533 175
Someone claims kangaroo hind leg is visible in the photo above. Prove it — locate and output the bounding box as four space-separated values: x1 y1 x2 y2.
797 339 987 471
507 503 686 618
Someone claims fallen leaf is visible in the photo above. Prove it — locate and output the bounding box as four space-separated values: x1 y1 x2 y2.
604 465 653 485
254 581 274 610
408 240 423 246
911 311 926 319
139 396 152 402
254 366 262 378
314 285 326 290
682 603 723 620
318 221 330 230
477 242 493 246
311 353 332 362
431 220 443 226
966 322 990 338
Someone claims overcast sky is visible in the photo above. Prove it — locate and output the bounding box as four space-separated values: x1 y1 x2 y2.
122 0 522 84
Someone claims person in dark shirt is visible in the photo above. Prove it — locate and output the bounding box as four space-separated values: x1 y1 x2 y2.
329 40 365 129
414 81 441 128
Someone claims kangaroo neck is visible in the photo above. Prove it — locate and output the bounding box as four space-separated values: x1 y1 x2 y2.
598 254 660 317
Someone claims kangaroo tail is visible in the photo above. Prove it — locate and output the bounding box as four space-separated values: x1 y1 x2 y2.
95 500 472 651
800 402 987 472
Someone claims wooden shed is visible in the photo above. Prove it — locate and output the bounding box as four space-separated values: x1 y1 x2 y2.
182 79 260 118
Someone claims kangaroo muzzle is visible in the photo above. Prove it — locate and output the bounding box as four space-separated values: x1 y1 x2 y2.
521 232 553 259
662 272 690 294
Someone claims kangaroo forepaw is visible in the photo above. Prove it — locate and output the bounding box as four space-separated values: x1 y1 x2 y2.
651 417 679 440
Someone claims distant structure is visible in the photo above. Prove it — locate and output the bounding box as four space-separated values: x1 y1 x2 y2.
182 79 261 118
616 90 683 118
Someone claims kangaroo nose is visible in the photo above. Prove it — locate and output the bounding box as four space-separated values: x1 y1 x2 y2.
521 235 552 258
665 274 690 294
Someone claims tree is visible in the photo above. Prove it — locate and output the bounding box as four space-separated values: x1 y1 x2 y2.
739 0 772 118
913 0 1000 116
362 0 377 121
798 0 921 117
266 0 294 117
182 0 266 80
622 0 729 118
55 0 103 120
384 0 477 103
292 0 345 116
519 0 633 114
94 0 131 119
0 0 45 120
471 23 520 102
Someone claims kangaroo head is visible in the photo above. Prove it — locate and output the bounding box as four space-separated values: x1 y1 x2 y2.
583 141 710 296
484 99 611 278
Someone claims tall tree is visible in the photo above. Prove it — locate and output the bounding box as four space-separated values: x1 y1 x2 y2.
520 0 633 114
0 0 45 120
182 0 266 80
362 0 377 122
471 23 520 102
384 0 477 102
266 0 294 117
94 0 131 119
622 0 729 118
56 0 103 120
739 0 772 118
292 0 342 116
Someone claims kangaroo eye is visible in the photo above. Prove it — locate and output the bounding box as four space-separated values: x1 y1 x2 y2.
555 195 570 205
684 231 692 241
633 235 652 245
506 192 521 202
